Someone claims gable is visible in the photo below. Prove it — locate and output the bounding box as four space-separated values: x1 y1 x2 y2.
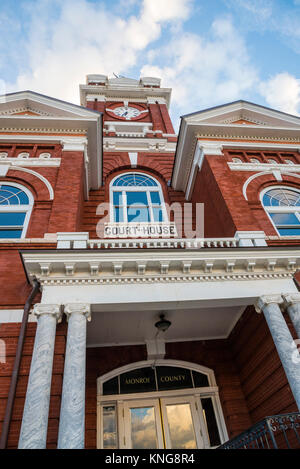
183 101 300 129
0 90 100 119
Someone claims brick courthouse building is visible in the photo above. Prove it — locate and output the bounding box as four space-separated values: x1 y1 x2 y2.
0 74 300 449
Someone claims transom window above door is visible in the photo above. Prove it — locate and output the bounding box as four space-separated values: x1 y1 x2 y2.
0 183 33 238
261 186 300 236
110 173 167 223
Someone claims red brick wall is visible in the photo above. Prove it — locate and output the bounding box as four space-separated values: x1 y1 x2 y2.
191 150 300 239
192 157 239 237
48 150 85 233
0 244 56 308
229 306 298 424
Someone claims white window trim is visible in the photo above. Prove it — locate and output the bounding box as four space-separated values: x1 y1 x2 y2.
109 172 168 223
0 182 34 239
261 185 300 237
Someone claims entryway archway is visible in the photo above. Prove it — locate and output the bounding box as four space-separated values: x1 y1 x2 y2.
97 360 228 449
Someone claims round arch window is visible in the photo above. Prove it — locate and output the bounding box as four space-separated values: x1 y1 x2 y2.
0 183 34 238
261 186 300 236
110 172 167 223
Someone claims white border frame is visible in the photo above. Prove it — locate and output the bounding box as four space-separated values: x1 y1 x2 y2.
109 172 168 223
0 182 34 238
260 185 300 237
97 359 228 449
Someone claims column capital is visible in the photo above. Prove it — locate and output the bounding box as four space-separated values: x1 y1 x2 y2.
33 304 62 322
255 294 283 313
282 293 300 307
64 303 91 321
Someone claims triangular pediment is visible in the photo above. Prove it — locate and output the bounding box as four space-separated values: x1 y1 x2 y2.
0 90 100 120
183 100 300 129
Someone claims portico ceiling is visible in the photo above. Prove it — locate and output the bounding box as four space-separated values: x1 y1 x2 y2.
86 304 245 347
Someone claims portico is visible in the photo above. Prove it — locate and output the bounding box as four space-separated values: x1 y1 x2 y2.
15 242 300 448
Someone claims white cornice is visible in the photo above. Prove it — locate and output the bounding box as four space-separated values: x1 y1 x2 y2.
22 247 300 286
228 162 300 173
0 158 61 167
103 136 176 153
80 84 172 108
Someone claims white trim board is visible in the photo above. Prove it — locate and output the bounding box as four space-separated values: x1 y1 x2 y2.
0 309 37 323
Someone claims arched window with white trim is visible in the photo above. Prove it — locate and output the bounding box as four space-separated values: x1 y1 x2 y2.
261 186 300 236
110 173 167 223
0 182 34 238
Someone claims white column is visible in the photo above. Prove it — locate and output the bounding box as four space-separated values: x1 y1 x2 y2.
256 295 300 410
283 293 300 339
57 303 91 449
18 304 62 449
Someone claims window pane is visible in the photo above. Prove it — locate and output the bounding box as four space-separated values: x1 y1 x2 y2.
127 206 150 222
130 407 158 449
192 371 209 388
269 212 300 226
263 188 300 207
278 228 300 236
201 398 221 447
114 207 124 223
102 406 118 449
126 191 148 206
103 377 119 395
113 174 157 187
152 207 164 222
0 229 22 238
0 212 26 226
0 185 29 205
113 191 123 206
165 403 197 449
150 192 161 205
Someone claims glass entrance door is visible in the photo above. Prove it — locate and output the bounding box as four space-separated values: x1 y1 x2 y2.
123 396 203 449
161 396 203 449
124 399 164 449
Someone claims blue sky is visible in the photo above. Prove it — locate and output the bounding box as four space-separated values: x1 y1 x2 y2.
0 0 300 129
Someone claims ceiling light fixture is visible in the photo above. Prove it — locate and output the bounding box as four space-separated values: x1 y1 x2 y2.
155 313 171 332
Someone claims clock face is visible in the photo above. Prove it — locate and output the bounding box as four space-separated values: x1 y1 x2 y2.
112 106 141 120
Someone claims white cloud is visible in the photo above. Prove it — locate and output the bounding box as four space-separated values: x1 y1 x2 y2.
142 0 192 22
142 17 258 126
225 0 273 21
6 0 192 103
259 73 300 115
3 0 270 129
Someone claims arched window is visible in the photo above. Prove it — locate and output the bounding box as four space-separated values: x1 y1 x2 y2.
0 183 34 238
110 173 167 223
261 186 300 236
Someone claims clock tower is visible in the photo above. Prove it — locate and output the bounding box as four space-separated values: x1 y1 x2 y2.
80 74 177 155
79 74 180 239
